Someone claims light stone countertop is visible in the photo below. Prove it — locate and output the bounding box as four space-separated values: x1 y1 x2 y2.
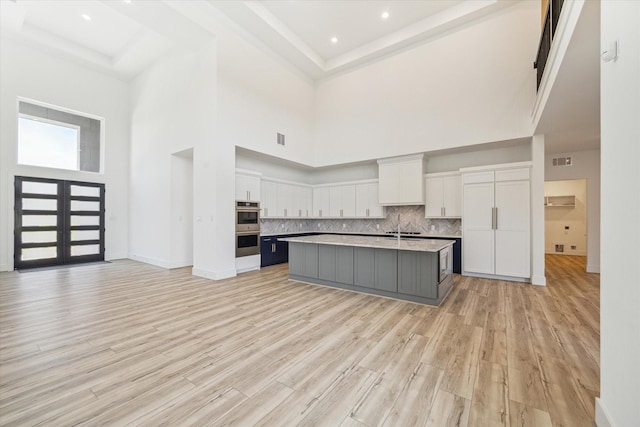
279 234 455 253
261 230 462 239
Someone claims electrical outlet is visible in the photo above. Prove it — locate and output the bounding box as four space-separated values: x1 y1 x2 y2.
342 223 346 228
376 224 380 229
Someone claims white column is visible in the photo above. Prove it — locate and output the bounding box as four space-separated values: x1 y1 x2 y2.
597 2 640 426
530 134 546 285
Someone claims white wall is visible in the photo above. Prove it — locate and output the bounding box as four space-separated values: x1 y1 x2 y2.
597 2 640 426
170 153 193 267
129 41 235 278
545 149 600 272
0 38 130 271
313 1 539 167
544 179 587 256
217 29 316 166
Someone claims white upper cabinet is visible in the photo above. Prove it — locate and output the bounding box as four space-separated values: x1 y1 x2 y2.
275 183 293 217
329 184 356 217
292 185 312 218
235 171 261 202
312 187 331 218
355 182 383 217
261 180 277 218
377 154 424 205
424 172 461 218
261 179 312 218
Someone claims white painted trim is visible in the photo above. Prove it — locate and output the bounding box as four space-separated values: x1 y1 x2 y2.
261 176 314 187
544 250 588 257
595 398 614 427
128 254 174 269
462 271 530 283
192 267 237 281
0 263 10 272
235 168 263 177
424 171 461 178
459 161 533 173
236 265 260 274
586 264 600 274
377 153 424 165
105 252 128 261
531 275 547 286
312 178 379 188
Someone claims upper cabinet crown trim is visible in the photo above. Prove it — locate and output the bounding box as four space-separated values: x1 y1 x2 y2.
459 161 532 174
235 168 263 177
377 153 424 165
424 171 461 178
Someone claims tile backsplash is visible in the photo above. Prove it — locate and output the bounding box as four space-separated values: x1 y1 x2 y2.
261 206 461 236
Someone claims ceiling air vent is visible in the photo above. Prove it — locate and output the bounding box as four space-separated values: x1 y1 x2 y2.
552 156 572 166
277 133 285 146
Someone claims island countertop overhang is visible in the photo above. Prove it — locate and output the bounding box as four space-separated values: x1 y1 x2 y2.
279 234 455 252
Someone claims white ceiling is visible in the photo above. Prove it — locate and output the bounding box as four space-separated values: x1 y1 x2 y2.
0 0 509 81
259 0 465 60
0 0 599 154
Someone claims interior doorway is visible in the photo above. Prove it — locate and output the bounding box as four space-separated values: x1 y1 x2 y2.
170 149 194 267
544 178 588 258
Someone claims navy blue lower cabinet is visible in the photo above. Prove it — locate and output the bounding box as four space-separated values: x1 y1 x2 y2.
261 236 287 267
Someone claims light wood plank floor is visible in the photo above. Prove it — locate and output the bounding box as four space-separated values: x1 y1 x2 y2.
0 255 599 426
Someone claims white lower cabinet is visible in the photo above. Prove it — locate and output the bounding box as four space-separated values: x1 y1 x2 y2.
462 165 530 279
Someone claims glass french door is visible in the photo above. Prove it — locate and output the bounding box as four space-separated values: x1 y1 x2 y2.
14 176 105 269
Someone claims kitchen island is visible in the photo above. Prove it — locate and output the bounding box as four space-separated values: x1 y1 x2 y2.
280 234 455 306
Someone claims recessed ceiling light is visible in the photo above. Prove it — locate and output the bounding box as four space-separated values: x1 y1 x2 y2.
81 14 92 21
331 37 338 44
381 11 390 20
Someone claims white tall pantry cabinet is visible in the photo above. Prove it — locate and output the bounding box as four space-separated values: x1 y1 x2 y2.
462 164 531 280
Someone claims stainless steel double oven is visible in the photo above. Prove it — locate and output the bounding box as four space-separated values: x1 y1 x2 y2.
236 201 260 257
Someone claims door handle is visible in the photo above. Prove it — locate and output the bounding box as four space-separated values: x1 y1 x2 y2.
340 209 343 217
441 207 445 216
272 243 276 252
495 207 498 229
491 207 496 230
366 208 369 217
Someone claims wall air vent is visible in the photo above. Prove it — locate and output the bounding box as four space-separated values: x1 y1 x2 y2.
552 156 572 166
277 133 285 146
555 244 565 253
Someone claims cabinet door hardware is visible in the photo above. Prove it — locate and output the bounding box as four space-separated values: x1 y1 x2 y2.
271 243 276 252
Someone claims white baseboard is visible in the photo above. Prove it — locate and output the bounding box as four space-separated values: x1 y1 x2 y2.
235 255 260 274
587 264 600 273
595 398 614 427
0 263 10 272
105 252 128 261
129 254 175 269
545 250 588 256
192 267 237 281
531 275 547 286
462 271 529 283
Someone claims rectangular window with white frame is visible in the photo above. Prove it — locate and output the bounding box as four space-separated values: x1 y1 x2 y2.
17 100 103 173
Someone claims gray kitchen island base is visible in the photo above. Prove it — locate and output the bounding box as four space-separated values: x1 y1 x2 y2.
286 240 454 307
